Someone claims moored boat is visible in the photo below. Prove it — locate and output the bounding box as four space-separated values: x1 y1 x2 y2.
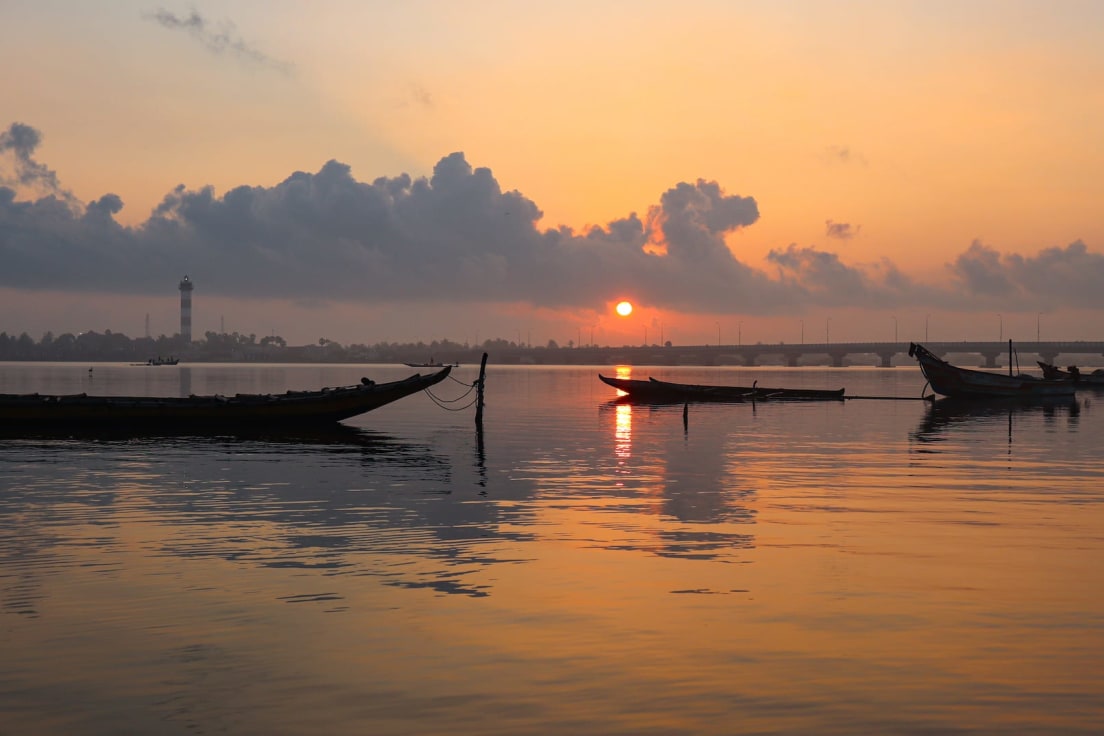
598 374 845 402
0 366 451 428
1037 361 1104 387
908 342 1073 399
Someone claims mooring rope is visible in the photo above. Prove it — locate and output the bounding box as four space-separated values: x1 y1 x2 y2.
429 379 476 403
424 389 480 412
424 378 481 412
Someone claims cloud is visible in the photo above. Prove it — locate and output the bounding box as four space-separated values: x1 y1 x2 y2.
825 220 859 240
1007 241 1104 308
947 240 1018 298
825 145 866 166
4 122 1104 317
649 179 759 260
146 9 293 74
409 83 434 109
764 244 950 313
0 123 75 204
0 151 775 312
947 239 1104 309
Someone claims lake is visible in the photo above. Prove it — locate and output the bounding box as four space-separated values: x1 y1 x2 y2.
1 361 1102 734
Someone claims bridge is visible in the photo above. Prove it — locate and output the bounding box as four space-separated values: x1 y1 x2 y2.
484 341 1104 368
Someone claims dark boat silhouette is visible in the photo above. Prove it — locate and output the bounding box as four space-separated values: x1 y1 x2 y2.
908 342 1073 399
598 374 844 402
0 367 451 429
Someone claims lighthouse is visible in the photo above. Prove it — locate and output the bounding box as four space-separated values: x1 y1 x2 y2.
179 275 194 343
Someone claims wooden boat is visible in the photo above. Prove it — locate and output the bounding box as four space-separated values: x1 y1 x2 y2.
132 356 180 366
0 366 451 428
404 361 458 368
598 374 845 402
1037 361 1104 387
907 342 1074 399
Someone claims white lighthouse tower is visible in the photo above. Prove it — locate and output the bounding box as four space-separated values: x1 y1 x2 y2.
179 275 194 343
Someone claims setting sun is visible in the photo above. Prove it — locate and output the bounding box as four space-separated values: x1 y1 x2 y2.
615 301 633 317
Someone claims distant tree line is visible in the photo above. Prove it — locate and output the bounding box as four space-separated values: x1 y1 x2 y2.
0 330 188 362
0 330 561 363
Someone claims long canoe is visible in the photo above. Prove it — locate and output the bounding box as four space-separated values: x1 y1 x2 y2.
598 374 844 402
908 343 1073 399
0 366 451 428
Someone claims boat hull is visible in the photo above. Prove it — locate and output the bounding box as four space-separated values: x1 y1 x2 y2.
1037 361 1104 388
598 375 844 402
909 344 1073 399
0 367 452 428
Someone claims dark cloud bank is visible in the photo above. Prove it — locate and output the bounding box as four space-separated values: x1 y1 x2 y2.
2 122 1100 315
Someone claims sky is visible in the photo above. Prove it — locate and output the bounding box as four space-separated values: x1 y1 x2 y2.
3 0 1104 348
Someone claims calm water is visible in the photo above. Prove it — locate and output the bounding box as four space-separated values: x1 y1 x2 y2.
1 361 1102 735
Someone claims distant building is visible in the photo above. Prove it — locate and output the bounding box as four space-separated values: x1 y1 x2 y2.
179 276 194 343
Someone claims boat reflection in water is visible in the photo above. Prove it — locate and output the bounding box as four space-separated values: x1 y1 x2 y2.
0 422 393 444
0 420 519 600
911 395 1082 445
598 384 757 563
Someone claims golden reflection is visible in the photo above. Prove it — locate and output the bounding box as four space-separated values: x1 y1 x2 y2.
612 367 634 460
614 403 632 461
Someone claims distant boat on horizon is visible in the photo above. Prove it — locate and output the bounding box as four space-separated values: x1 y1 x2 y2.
404 359 458 368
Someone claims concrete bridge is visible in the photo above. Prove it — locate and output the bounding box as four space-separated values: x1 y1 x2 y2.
485 341 1104 367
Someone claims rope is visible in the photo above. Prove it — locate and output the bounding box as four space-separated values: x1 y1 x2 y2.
423 378 481 412
428 381 476 403
424 388 480 412
841 381 936 401
843 395 932 401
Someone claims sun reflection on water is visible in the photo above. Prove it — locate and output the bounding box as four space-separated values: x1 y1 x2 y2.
614 403 632 462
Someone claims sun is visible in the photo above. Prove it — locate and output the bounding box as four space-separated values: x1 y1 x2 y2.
615 301 633 317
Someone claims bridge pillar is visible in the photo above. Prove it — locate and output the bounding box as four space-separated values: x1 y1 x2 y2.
980 351 1000 368
741 353 758 367
876 351 895 368
829 351 846 367
786 354 801 367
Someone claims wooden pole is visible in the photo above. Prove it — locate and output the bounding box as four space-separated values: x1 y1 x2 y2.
475 352 488 426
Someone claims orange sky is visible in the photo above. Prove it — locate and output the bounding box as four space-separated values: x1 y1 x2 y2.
3 1 1104 345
